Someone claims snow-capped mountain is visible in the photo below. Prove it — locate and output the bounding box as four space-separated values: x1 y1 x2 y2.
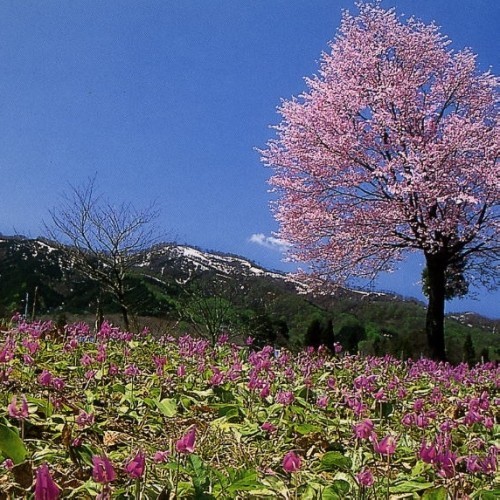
0 236 498 340
137 243 287 281
0 236 302 316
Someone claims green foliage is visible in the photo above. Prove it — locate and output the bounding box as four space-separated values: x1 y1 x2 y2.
304 318 323 348
0 419 28 464
305 317 335 350
463 333 476 366
336 319 366 353
319 451 352 471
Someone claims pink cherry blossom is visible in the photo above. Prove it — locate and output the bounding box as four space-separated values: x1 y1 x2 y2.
261 1 499 361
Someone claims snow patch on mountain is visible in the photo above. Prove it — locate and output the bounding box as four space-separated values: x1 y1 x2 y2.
151 244 286 280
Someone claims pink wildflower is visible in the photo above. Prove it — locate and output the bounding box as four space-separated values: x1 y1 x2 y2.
92 455 116 484
3 458 14 470
373 434 397 456
52 377 65 392
353 419 374 440
124 364 140 377
479 446 498 474
176 427 196 454
34 463 60 499
261 422 277 434
282 451 301 473
356 468 374 487
401 413 415 426
153 450 170 463
124 450 146 479
275 390 294 406
80 353 94 366
76 410 95 428
316 395 329 409
259 383 270 399
7 395 29 420
38 370 53 387
419 441 438 464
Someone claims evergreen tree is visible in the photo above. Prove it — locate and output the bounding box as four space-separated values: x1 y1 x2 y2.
304 318 323 349
320 318 335 351
479 347 490 364
463 334 476 366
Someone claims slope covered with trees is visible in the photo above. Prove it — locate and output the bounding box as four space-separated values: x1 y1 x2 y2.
0 236 498 365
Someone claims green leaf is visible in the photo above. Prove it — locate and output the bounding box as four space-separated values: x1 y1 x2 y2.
189 389 214 399
293 423 321 435
215 404 240 420
322 480 351 499
84 389 95 403
411 460 428 477
213 386 236 403
0 422 28 464
72 444 96 467
112 383 126 394
26 395 53 418
298 483 321 500
289 404 306 416
226 470 264 492
189 454 210 494
471 490 500 500
319 451 352 471
238 422 259 436
390 480 435 493
155 398 177 417
421 486 448 500
142 397 156 408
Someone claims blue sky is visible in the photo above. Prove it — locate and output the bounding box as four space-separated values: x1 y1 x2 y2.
0 1 498 318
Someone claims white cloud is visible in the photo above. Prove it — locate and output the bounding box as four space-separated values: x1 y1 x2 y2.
249 233 291 252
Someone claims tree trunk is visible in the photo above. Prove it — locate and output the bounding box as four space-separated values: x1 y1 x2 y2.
117 286 130 331
120 303 130 332
424 253 447 361
115 278 130 332
95 294 104 333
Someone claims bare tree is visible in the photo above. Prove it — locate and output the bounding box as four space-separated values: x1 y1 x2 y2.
46 177 160 330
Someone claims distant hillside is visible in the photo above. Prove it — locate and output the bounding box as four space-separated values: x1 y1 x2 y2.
0 236 498 363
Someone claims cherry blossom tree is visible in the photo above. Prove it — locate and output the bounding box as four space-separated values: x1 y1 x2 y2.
261 2 499 360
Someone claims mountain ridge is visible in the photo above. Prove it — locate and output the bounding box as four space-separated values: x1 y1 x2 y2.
0 234 497 323
1 235 499 362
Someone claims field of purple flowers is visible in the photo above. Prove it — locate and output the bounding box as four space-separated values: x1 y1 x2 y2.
0 317 498 498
